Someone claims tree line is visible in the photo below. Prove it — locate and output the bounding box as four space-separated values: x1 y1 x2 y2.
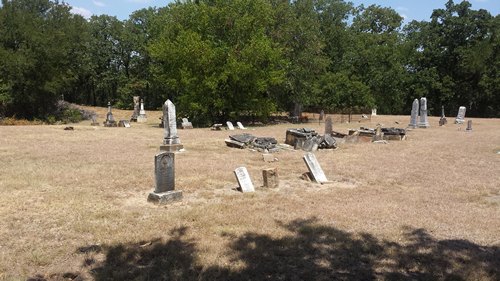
0 0 498 124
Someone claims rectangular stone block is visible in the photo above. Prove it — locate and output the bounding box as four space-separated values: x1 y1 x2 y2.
148 190 183 205
262 168 279 188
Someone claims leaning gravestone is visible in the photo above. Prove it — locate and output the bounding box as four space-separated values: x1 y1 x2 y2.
234 167 255 192
147 151 183 204
130 96 140 122
103 102 117 127
418 97 430 128
303 153 328 183
236 122 246 130
324 116 333 136
227 121 235 130
455 106 466 124
160 100 184 152
408 99 419 129
137 99 147 123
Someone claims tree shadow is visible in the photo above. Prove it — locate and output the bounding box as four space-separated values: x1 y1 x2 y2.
81 219 499 281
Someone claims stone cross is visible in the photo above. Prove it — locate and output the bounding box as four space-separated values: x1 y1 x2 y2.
148 151 183 204
234 167 255 192
418 97 430 128
303 153 328 183
324 116 333 135
161 100 183 152
408 99 419 128
455 106 466 124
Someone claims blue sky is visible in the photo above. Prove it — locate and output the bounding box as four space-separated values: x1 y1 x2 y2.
66 0 498 23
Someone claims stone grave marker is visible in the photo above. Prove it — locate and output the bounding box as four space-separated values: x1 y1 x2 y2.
103 102 117 127
466 120 472 131
148 151 183 204
324 116 333 136
319 110 325 122
455 106 466 124
160 100 183 152
303 153 328 183
91 116 99 126
130 96 140 122
137 99 147 123
372 108 377 116
408 99 419 129
118 120 131 128
234 167 255 192
262 168 279 188
439 106 448 126
227 121 235 130
418 97 430 128
236 122 246 130
181 118 193 129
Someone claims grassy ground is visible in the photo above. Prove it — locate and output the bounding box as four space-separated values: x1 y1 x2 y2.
0 107 499 280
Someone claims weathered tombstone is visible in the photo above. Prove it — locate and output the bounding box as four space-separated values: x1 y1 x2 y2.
455 106 466 124
303 153 328 183
181 118 193 129
236 122 246 130
234 167 255 192
130 96 140 122
103 102 117 127
439 106 448 126
466 120 472 132
373 125 384 141
371 108 377 116
118 120 131 128
137 99 147 123
262 168 279 188
319 110 325 123
324 116 333 136
408 99 419 129
418 97 430 128
91 116 99 126
147 151 183 204
160 100 184 152
226 121 235 130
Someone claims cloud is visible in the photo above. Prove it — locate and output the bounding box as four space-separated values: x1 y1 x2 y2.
70 6 93 18
93 0 105 7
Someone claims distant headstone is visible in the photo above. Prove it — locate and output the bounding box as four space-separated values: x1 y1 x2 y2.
160 100 183 152
408 99 419 129
455 106 466 124
227 121 235 130
373 125 384 141
439 106 448 126
137 99 147 123
130 96 140 122
91 116 99 126
262 168 279 188
118 120 131 128
324 116 333 136
234 167 255 192
103 102 117 127
303 153 328 183
147 151 183 204
466 120 472 131
371 108 377 116
211 124 223 130
319 110 325 122
236 122 246 130
181 118 193 129
418 97 430 128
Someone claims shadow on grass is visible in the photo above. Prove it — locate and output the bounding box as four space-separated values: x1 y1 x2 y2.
82 219 499 281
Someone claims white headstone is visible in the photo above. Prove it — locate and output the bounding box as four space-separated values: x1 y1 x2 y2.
234 167 255 192
236 122 246 130
227 121 235 130
371 108 377 116
455 106 466 124
408 99 418 128
418 97 430 128
163 100 181 145
303 153 328 183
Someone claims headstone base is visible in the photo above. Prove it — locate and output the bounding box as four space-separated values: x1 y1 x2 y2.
137 115 147 123
103 121 117 127
160 144 184 152
417 123 430 128
148 190 183 205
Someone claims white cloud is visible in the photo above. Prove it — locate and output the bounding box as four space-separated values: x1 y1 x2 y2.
93 0 105 7
71 6 93 18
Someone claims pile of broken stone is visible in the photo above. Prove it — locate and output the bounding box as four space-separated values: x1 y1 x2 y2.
225 134 280 153
285 128 338 152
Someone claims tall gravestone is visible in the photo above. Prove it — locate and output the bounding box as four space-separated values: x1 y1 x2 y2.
439 106 448 126
103 102 117 127
408 99 419 129
324 116 333 136
418 97 430 128
137 99 147 123
455 106 466 124
130 96 140 122
160 100 184 152
147 151 183 204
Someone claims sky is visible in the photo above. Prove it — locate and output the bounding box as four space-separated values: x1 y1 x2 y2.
66 0 498 23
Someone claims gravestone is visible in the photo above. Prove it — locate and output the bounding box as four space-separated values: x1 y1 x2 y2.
130 96 140 122
181 118 193 129
160 100 184 152
118 120 131 128
103 102 117 127
466 120 472 132
91 116 99 126
303 153 328 183
372 108 377 116
455 106 466 124
373 125 384 141
439 106 448 126
236 122 246 130
234 167 255 192
147 151 183 204
324 116 333 136
319 110 325 122
262 168 279 188
227 121 235 130
211 124 223 130
408 99 419 129
418 97 430 128
137 99 147 123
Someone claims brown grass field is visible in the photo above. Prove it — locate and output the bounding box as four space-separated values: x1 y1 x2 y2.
0 107 499 280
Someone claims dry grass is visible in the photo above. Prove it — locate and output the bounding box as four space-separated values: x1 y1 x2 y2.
0 108 499 280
